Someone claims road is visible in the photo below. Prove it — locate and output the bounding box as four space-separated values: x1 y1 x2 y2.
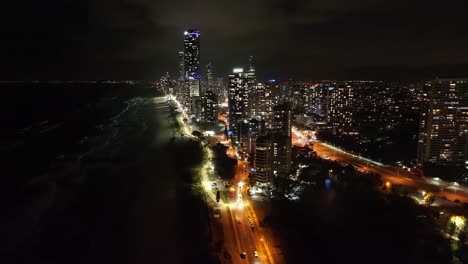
226 140 279 264
171 95 281 264
292 127 468 204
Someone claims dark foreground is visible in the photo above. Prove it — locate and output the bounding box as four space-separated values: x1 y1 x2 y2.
1 84 212 263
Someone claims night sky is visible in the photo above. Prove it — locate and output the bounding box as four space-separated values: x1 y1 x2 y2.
1 0 467 80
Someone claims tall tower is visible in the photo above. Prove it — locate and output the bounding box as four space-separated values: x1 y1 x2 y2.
228 68 250 142
272 102 292 178
417 79 468 169
246 56 256 117
248 55 255 73
183 29 201 117
201 90 218 124
177 51 185 99
204 62 213 94
329 82 353 131
183 29 201 79
178 51 184 81
254 135 273 188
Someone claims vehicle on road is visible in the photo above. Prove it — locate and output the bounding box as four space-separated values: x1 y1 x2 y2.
240 252 246 259
253 251 258 258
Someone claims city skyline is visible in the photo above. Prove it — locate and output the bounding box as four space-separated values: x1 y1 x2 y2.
2 1 468 264
2 1 468 80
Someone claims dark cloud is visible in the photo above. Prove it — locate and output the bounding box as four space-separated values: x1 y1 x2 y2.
0 0 467 80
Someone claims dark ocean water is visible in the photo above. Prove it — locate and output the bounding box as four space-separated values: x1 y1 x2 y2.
0 82 165 263
0 82 159 188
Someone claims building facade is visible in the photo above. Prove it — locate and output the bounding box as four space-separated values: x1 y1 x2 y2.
329 82 353 131
272 102 292 178
254 135 273 187
228 68 250 141
201 90 218 124
183 29 202 118
238 118 266 155
417 79 468 166
183 29 201 79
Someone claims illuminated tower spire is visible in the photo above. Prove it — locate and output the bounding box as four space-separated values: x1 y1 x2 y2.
183 29 201 79
248 55 255 73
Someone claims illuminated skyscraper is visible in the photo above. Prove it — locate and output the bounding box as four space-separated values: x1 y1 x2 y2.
417 79 468 167
183 29 201 118
254 83 267 118
254 135 273 187
253 82 274 127
272 102 292 178
183 29 201 79
248 55 255 72
329 82 353 131
303 83 322 115
203 62 213 94
178 51 184 81
177 51 185 99
201 90 218 124
238 118 266 155
228 68 250 141
246 56 256 117
187 77 201 117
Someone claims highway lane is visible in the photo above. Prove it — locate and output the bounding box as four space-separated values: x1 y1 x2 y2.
171 95 276 263
291 129 468 204
229 197 268 264
170 96 282 263
312 142 468 203
223 145 274 264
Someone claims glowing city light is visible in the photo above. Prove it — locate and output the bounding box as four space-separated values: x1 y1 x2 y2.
450 215 466 229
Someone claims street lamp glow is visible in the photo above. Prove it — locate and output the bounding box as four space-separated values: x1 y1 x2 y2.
451 215 466 229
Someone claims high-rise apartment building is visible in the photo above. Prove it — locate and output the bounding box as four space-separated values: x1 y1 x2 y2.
183 29 200 79
178 51 184 81
201 90 218 124
254 135 273 187
238 118 266 155
177 51 185 99
228 68 250 141
183 29 202 118
188 77 200 97
303 83 323 116
254 83 268 118
272 102 292 178
204 62 213 94
417 79 468 166
246 56 256 117
329 82 353 130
